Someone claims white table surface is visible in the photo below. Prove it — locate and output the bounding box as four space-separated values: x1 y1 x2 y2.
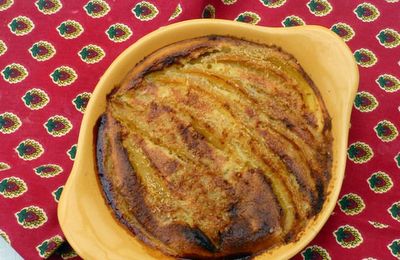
0 236 23 260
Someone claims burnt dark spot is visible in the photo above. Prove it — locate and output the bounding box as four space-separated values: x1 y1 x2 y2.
148 102 159 119
323 150 333 182
324 117 332 132
96 114 107 179
280 156 307 190
180 124 204 142
323 168 331 182
312 180 325 215
228 203 238 218
178 124 212 158
164 160 179 174
96 114 127 224
204 122 213 131
253 221 272 238
303 113 317 128
221 252 253 260
208 35 219 41
185 90 200 106
106 85 120 98
244 107 255 118
162 55 177 67
182 226 217 253
148 102 174 121
284 232 293 243
282 118 294 129
221 219 252 247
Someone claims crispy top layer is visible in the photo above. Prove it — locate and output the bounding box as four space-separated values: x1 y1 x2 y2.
97 36 332 259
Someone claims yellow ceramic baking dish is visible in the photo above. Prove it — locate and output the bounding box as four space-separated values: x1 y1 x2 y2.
58 19 359 260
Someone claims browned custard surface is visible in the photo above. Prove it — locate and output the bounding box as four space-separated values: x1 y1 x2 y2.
96 36 332 259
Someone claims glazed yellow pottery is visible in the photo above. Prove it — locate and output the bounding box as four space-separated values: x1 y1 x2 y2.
58 19 359 260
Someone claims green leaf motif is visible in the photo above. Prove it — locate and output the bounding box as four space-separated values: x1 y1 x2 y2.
375 123 387 135
73 96 85 109
58 23 66 34
85 2 94 13
377 76 387 87
369 175 378 186
53 187 63 201
369 174 387 190
2 67 11 79
0 180 7 192
133 5 142 16
354 95 363 107
0 116 5 128
389 240 400 255
30 44 40 56
23 92 33 105
301 245 330 260
16 143 27 156
17 209 27 222
331 25 340 34
377 31 387 43
51 70 60 81
374 120 398 142
38 241 48 255
302 248 314 260
79 48 88 59
106 26 116 38
308 0 318 11
132 2 158 21
72 93 91 112
335 227 345 241
237 15 246 22
354 51 363 62
392 243 400 254
35 166 46 173
45 119 55 132
339 197 350 208
68 145 77 160
347 145 358 158
9 20 18 31
390 204 400 218
282 18 292 27
355 6 365 17
37 0 46 10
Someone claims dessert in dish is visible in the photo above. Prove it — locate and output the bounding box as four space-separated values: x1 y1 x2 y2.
96 35 332 259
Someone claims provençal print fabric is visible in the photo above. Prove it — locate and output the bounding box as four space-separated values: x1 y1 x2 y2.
0 0 399 259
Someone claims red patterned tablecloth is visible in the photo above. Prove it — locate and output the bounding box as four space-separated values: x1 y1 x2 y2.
0 0 399 259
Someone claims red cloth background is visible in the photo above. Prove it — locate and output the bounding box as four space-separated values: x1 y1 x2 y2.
0 0 399 259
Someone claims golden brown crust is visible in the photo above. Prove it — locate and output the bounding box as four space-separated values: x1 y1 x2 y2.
96 35 332 259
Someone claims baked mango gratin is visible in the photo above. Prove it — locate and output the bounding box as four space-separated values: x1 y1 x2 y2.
96 36 332 259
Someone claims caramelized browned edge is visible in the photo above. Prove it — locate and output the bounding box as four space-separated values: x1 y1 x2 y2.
95 35 333 260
